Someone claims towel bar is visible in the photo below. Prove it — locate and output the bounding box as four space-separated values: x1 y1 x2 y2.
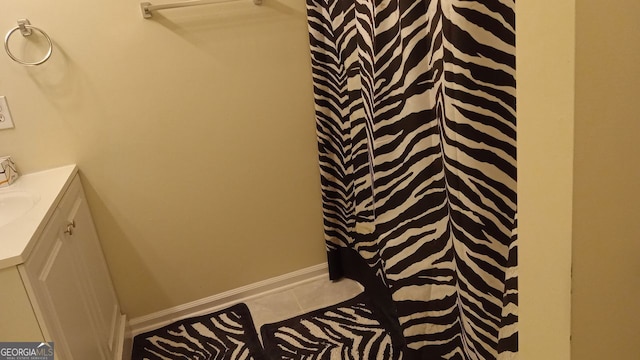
141 0 262 19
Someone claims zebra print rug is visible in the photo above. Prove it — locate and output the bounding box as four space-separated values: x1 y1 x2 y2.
131 303 265 360
260 293 402 360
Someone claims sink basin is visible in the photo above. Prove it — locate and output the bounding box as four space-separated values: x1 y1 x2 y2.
0 164 77 268
0 191 40 228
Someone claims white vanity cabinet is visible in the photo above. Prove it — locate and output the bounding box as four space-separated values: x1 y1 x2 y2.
17 174 126 360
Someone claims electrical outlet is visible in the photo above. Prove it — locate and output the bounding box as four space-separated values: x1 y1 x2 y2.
0 96 15 130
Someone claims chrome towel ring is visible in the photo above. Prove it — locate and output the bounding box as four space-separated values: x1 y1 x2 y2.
4 19 53 66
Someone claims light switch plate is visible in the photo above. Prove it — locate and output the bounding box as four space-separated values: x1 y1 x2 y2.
0 96 15 130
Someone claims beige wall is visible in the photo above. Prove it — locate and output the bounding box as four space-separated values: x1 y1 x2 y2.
1 0 578 354
517 0 575 358
572 0 640 358
0 266 44 341
0 0 325 318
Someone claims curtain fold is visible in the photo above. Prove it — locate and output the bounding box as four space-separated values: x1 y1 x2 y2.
307 0 517 358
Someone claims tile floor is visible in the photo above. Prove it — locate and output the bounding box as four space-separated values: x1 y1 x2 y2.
125 276 364 359
245 276 364 341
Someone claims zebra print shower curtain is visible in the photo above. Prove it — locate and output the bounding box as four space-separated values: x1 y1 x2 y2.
306 0 517 359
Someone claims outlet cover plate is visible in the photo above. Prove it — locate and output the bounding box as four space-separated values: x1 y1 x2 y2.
0 96 15 130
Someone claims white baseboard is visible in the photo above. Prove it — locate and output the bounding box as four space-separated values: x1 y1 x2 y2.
114 314 128 360
128 263 329 336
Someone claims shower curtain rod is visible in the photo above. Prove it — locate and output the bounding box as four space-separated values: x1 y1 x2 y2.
140 0 262 18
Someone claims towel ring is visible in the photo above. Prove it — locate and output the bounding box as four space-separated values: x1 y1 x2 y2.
4 19 53 66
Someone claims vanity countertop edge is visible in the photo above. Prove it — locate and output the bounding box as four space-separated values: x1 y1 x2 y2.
0 164 78 269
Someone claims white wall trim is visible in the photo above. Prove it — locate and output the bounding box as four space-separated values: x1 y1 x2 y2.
128 263 328 336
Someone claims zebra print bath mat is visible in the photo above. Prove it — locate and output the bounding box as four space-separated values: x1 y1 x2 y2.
260 293 403 360
132 303 265 360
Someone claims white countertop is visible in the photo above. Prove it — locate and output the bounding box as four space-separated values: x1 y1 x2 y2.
0 164 77 269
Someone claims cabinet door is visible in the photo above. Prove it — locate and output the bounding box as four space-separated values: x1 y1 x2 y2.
24 209 107 360
65 192 121 359
22 176 123 360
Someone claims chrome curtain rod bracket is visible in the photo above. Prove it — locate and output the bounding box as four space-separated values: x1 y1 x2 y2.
141 0 262 19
